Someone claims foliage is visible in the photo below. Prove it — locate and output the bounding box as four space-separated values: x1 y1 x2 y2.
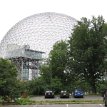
16 98 33 105
27 78 46 95
15 81 29 98
49 40 68 84
96 80 107 93
68 16 107 93
40 64 51 84
51 77 62 94
0 58 18 101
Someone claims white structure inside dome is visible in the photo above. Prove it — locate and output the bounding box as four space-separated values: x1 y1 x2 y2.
0 12 76 58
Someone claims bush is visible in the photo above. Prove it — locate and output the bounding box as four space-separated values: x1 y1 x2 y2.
27 78 46 95
15 98 32 105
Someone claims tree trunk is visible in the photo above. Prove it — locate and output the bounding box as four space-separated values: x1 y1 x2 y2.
90 80 97 94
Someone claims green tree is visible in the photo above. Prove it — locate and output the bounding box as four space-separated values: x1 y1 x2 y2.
49 40 68 84
0 58 18 101
68 16 107 93
40 64 63 93
27 78 46 95
51 77 62 94
40 64 52 84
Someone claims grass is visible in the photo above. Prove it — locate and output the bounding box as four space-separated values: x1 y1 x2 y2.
0 95 104 105
34 100 103 104
14 98 104 105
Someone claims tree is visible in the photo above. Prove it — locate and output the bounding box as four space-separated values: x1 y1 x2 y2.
51 77 62 94
40 64 52 84
0 58 18 101
49 40 68 84
27 78 46 95
68 16 107 93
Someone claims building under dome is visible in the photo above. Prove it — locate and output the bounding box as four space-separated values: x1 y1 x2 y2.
6 44 44 80
0 12 76 80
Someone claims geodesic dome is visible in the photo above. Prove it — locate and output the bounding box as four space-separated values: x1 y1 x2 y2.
0 12 76 58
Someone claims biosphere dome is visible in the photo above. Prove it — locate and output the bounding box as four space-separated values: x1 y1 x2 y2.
0 12 76 58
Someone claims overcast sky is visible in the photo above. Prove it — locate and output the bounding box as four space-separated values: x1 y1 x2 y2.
0 0 107 42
